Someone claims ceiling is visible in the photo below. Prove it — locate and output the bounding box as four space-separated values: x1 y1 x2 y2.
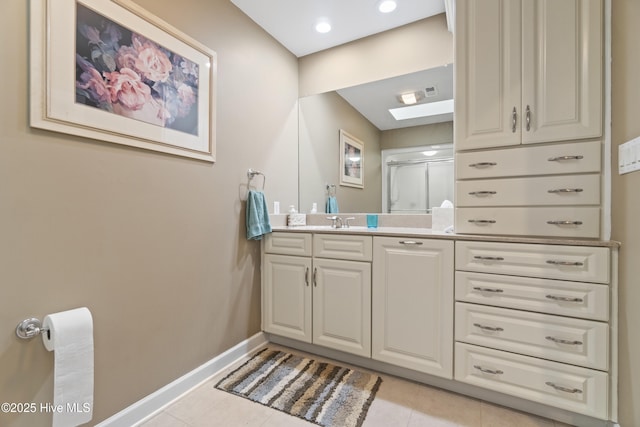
231 0 453 130
230 0 448 58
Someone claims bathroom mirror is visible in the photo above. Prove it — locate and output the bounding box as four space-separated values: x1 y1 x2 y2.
298 65 454 214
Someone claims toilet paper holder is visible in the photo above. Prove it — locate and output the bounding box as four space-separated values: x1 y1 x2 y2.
16 317 49 340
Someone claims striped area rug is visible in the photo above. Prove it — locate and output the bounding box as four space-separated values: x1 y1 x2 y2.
215 348 382 427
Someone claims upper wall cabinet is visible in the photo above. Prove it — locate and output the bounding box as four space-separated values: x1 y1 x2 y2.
455 0 603 151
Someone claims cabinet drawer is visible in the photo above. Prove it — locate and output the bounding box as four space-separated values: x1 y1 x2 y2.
455 271 609 321
455 343 608 419
455 303 608 370
264 232 312 256
455 207 600 238
456 174 600 207
313 234 372 261
456 141 601 179
455 241 610 283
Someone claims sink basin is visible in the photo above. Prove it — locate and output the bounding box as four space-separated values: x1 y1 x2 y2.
291 225 369 231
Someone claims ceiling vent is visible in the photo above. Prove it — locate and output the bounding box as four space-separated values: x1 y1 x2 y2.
424 86 439 98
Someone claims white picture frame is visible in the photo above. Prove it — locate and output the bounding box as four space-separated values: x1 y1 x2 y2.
30 0 217 162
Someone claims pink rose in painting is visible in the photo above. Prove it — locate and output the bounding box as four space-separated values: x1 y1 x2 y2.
77 67 110 104
115 45 138 70
134 44 173 82
104 68 151 111
177 83 196 104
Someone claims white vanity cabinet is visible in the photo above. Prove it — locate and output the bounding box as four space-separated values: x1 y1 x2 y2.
454 240 613 420
455 0 602 151
262 232 372 357
372 237 454 378
454 0 604 239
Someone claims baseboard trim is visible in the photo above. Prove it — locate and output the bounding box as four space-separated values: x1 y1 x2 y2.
95 332 268 427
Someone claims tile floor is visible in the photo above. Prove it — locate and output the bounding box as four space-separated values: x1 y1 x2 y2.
139 345 575 427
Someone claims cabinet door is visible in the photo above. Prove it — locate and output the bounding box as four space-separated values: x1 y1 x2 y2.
312 258 371 357
455 0 522 151
521 0 602 144
262 254 312 342
372 237 454 378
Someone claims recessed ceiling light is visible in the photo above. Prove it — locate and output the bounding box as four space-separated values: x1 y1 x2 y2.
378 0 397 13
422 150 438 156
315 19 332 33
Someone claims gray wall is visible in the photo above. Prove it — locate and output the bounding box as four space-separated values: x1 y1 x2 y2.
299 92 382 214
0 1 298 425
612 1 640 425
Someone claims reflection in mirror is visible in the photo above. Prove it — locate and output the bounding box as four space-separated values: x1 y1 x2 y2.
298 66 453 214
382 144 454 214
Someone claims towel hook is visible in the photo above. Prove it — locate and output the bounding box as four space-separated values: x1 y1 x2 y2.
247 168 266 190
326 184 336 197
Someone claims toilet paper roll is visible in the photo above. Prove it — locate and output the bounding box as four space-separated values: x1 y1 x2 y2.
42 307 94 427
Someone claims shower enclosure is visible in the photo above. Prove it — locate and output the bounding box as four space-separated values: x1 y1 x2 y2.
382 145 454 214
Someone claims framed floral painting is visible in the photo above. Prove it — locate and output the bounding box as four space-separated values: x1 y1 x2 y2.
339 129 364 189
30 0 217 162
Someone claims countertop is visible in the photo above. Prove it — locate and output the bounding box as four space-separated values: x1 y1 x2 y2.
270 225 621 248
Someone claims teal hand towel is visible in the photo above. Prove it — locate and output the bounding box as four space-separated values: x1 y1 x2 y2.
326 196 339 214
246 190 272 240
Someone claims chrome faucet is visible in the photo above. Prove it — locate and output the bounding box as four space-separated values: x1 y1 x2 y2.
326 216 355 228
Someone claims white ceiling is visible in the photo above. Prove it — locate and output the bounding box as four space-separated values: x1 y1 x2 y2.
230 0 453 130
230 0 447 58
337 66 453 130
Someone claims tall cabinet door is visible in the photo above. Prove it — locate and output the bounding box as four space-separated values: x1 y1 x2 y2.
312 258 371 357
521 0 602 144
372 237 454 378
455 0 522 151
263 254 312 342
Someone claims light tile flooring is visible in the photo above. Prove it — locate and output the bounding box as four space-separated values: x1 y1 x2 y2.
140 345 575 427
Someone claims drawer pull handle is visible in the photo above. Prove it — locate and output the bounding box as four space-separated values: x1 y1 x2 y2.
305 268 310 287
546 294 584 303
545 336 583 346
512 107 517 133
399 240 423 245
548 188 584 193
548 155 584 162
468 191 497 196
473 365 504 375
546 220 583 226
468 219 496 224
546 260 585 267
545 382 583 394
469 162 497 168
473 323 504 332
473 286 504 293
473 256 504 261
525 105 531 131
313 267 318 287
